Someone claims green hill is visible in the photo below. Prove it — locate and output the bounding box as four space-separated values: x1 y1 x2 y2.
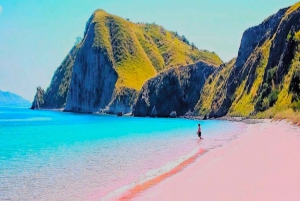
195 58 236 117
31 9 222 113
195 2 300 123
91 9 222 90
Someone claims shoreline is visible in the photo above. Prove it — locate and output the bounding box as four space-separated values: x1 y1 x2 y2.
181 115 269 124
10 107 300 200
118 148 207 201
100 120 249 201
99 122 246 201
128 120 300 201
29 107 271 123
100 148 208 201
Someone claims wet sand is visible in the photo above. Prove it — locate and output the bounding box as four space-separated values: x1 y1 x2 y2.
130 120 300 201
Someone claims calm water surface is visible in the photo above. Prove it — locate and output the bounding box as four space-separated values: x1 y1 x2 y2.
0 107 246 200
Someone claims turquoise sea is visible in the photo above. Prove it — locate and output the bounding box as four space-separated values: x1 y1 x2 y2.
0 107 246 200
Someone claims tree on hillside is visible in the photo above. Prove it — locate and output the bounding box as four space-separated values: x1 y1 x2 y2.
182 35 190 45
191 42 195 50
74 36 82 46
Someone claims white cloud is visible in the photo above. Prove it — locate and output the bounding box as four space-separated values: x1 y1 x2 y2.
0 6 2 14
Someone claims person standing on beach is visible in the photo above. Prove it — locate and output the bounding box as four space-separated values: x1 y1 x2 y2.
197 124 202 139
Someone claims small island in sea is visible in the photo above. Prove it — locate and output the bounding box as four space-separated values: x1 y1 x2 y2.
1 1 300 201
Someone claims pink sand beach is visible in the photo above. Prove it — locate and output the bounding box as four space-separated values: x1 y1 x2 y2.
121 120 300 201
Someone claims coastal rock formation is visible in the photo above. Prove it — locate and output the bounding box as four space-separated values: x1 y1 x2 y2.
31 9 221 114
31 46 80 109
31 87 45 109
31 2 300 118
169 111 177 118
194 59 236 117
196 2 300 118
235 8 287 69
64 22 118 113
133 61 216 117
104 87 139 114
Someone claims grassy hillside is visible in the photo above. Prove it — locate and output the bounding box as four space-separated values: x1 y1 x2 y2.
91 10 156 90
195 58 236 116
136 23 222 69
195 2 300 123
230 3 300 118
32 9 222 112
257 30 300 122
91 9 222 91
228 40 272 116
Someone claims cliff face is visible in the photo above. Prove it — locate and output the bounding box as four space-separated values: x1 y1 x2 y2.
235 8 287 69
43 46 80 109
31 45 79 109
31 3 300 117
31 87 45 109
196 2 300 118
194 59 236 117
133 61 216 117
104 87 139 114
31 9 221 114
64 21 118 113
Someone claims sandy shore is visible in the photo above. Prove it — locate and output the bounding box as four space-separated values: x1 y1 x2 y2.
127 120 300 201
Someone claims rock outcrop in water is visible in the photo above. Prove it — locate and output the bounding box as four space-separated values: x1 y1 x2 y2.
133 61 216 117
31 87 45 109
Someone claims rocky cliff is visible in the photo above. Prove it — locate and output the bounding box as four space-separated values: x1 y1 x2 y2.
196 2 300 118
133 61 217 117
32 9 221 114
31 87 45 109
104 87 139 114
64 20 118 113
31 45 80 109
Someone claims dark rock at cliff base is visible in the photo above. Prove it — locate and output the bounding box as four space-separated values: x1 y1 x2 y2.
184 110 194 117
104 87 139 114
150 106 157 117
169 111 177 118
133 61 217 117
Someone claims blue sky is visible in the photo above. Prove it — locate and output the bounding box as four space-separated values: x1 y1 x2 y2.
0 0 297 101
